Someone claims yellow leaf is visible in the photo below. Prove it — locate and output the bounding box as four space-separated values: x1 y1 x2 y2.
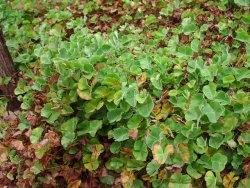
165 144 174 155
223 172 239 188
158 168 168 180
121 170 135 188
153 102 173 120
152 144 166 164
92 144 104 158
77 89 92 100
178 143 190 163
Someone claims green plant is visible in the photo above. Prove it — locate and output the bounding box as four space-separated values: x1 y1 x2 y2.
0 0 249 187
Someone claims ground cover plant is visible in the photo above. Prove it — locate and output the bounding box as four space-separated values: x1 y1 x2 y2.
0 0 250 187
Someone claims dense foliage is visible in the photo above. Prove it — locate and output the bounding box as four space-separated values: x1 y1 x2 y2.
0 0 250 187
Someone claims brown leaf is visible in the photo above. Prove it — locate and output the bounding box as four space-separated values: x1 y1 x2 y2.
67 180 81 188
196 14 208 25
137 72 147 87
60 166 82 183
44 130 60 147
41 153 53 167
120 147 132 156
238 122 250 132
24 128 32 138
34 92 47 106
179 34 190 44
26 112 39 126
12 130 22 137
94 63 106 71
10 139 25 151
166 165 182 173
0 144 8 164
3 111 19 126
243 157 250 175
128 129 138 140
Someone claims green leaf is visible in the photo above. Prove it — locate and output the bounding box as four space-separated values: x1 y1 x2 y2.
136 90 148 104
191 39 200 52
237 177 250 188
31 161 43 175
61 118 78 148
137 95 154 117
202 102 224 123
107 108 123 123
61 132 75 149
41 103 60 123
146 160 160 176
178 45 193 57
145 14 157 26
132 180 144 188
209 133 224 149
127 114 143 129
112 127 129 141
194 136 207 154
223 75 235 84
84 99 104 113
234 0 250 7
214 91 230 105
106 157 124 171
235 28 250 42
94 86 112 98
113 90 123 105
125 84 138 107
78 77 90 91
9 150 21 164
234 68 250 81
211 153 228 172
145 126 163 148
61 117 78 133
185 107 201 121
181 17 198 34
126 159 145 171
35 144 50 159
203 83 217 100
169 174 192 188
220 116 238 133
82 62 94 75
238 132 250 144
110 142 121 154
100 175 115 185
30 127 44 144
139 57 151 70
78 120 102 137
205 171 216 188
187 164 202 179
83 154 99 171
133 140 148 161
150 74 162 90
40 53 52 64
